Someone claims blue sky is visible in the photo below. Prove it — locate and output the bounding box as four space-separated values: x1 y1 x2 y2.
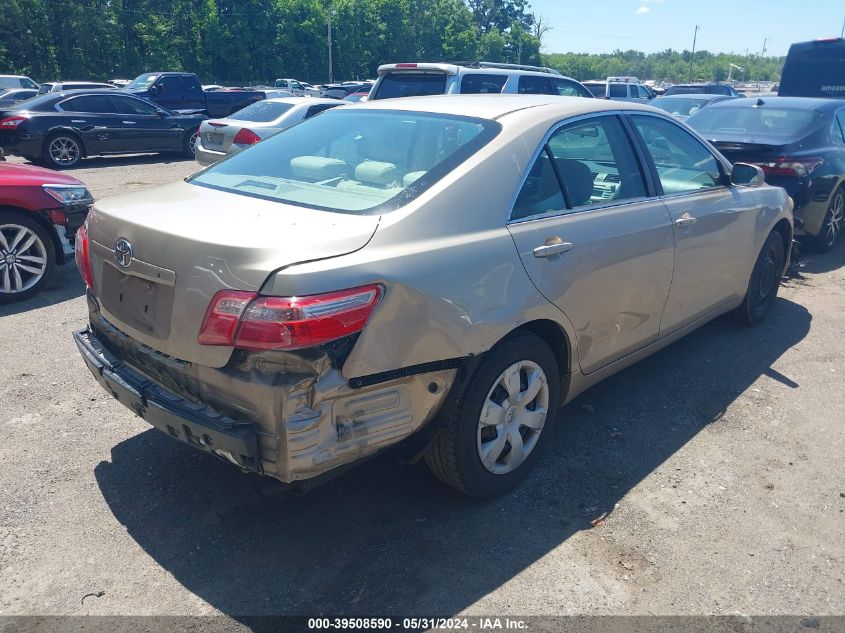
530 0 845 56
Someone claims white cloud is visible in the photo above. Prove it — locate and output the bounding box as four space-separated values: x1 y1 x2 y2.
635 6 651 14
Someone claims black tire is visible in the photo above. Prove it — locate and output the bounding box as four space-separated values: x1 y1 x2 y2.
805 185 844 253
0 210 56 304
182 128 199 157
425 333 561 498
42 132 83 169
735 230 785 326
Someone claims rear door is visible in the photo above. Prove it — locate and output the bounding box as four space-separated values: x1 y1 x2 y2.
518 75 553 95
507 114 675 374
180 75 205 110
58 94 124 154
628 113 757 333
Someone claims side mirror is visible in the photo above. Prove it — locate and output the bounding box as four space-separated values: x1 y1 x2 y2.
731 162 765 187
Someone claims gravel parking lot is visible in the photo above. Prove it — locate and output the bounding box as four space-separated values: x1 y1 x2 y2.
0 153 843 622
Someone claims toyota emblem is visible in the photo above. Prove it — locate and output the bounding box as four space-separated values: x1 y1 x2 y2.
114 238 133 268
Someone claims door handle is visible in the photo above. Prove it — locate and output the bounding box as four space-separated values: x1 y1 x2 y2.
122 120 137 125
674 213 697 228
533 239 574 258
70 119 86 123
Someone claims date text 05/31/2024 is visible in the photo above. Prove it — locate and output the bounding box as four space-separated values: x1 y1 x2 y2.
307 617 529 630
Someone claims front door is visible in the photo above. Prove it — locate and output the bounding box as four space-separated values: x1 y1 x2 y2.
507 114 675 374
628 113 757 334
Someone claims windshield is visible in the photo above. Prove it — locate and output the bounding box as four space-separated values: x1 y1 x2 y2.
688 106 818 138
189 109 500 214
652 97 712 117
372 72 447 99
127 73 159 90
228 101 294 122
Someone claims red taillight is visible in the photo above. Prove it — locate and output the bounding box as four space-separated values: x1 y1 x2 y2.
197 290 257 346
75 224 93 289
233 128 261 145
0 116 27 128
198 284 384 351
757 157 823 177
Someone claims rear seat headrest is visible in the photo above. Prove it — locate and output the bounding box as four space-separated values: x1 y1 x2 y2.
355 160 398 186
290 156 348 181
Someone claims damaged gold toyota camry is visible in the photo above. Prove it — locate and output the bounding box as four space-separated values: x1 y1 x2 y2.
74 94 793 497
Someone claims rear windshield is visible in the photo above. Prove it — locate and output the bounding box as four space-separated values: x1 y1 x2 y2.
189 109 500 214
37 84 55 95
6 93 60 111
652 97 712 117
666 85 708 95
687 106 818 138
228 101 295 122
780 43 845 97
372 72 447 99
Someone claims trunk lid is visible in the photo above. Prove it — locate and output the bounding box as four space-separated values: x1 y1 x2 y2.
87 180 379 367
701 133 790 164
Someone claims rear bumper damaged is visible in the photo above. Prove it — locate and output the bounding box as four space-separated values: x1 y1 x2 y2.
75 312 457 483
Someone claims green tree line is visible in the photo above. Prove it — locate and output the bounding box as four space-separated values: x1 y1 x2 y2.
0 0 783 84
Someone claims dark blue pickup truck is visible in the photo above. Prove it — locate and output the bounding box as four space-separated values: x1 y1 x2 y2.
125 72 265 117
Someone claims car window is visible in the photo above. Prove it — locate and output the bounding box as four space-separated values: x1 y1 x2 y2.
583 82 606 97
229 100 294 122
608 83 627 98
461 74 507 94
835 110 845 144
631 115 722 194
158 76 182 94
20 78 38 89
181 77 200 93
638 85 651 99
512 147 565 220
304 104 338 119
292 81 303 90
373 72 447 99
111 95 159 115
553 79 591 97
190 110 500 214
518 76 553 95
60 95 114 113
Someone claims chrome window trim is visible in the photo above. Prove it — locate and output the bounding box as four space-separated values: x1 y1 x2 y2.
507 110 651 224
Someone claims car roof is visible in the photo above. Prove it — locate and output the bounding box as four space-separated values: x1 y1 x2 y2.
655 93 728 101
706 96 843 111
265 97 339 106
346 93 656 120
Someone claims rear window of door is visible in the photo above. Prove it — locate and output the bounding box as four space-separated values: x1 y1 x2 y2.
630 114 723 194
373 72 447 99
181 76 201 94
304 104 338 119
111 95 159 115
461 74 507 94
60 95 114 113
158 76 182 95
608 84 628 98
518 76 553 95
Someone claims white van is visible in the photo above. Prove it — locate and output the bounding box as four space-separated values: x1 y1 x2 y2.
369 62 593 100
0 75 38 90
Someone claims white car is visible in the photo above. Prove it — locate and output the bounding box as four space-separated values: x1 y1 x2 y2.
195 97 344 166
0 75 39 90
273 78 307 96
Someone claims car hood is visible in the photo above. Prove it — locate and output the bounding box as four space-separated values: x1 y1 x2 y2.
0 162 85 186
86 180 380 367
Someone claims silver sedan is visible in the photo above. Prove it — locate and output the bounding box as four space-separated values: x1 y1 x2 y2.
194 97 344 166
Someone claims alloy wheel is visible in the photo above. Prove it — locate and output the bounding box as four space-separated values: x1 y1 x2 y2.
823 190 844 249
476 360 549 475
0 224 48 295
48 136 80 166
189 131 199 154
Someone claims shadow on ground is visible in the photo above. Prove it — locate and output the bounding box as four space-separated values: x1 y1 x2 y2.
95 298 810 617
15 153 194 171
0 264 85 317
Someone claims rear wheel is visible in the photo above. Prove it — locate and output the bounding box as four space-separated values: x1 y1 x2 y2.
42 132 83 169
0 211 56 304
425 333 561 497
735 230 785 326
806 186 844 252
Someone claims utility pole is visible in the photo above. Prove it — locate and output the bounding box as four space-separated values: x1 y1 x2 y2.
327 8 334 84
840 16 844 38
688 25 700 82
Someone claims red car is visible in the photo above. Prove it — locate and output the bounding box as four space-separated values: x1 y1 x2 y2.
0 161 92 303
